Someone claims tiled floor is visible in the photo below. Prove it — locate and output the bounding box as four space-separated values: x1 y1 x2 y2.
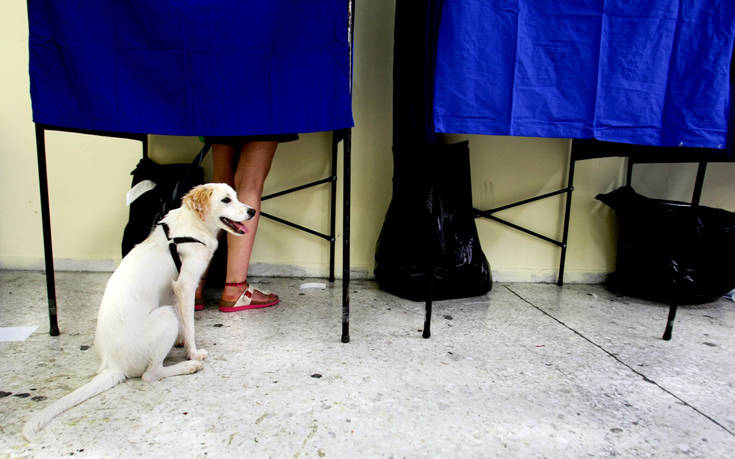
1 270 734 458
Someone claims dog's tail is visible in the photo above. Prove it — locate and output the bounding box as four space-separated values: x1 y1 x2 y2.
22 369 126 441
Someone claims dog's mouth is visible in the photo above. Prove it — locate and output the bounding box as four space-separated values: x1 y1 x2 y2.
220 217 248 235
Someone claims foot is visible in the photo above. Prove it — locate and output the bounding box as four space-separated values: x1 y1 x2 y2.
221 281 275 303
219 281 279 312
188 348 208 361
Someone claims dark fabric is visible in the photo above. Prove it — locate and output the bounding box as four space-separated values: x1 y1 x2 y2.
121 143 209 256
434 1 735 150
392 0 444 147
28 1 353 135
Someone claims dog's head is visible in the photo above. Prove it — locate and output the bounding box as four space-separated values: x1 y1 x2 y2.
182 183 256 235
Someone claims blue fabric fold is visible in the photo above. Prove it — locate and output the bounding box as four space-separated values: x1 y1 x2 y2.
433 0 734 149
28 1 353 135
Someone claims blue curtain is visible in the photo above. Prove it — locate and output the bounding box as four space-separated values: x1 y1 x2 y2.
433 0 735 149
28 1 353 135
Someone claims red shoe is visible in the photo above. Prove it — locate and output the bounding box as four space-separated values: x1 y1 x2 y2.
218 281 279 312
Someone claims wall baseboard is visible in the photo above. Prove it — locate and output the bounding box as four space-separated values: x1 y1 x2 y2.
0 259 371 280
490 270 609 284
1 259 608 283
0 258 117 272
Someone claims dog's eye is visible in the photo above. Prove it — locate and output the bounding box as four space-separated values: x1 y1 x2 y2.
221 197 231 204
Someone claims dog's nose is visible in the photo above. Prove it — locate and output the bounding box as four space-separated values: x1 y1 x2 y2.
247 208 256 218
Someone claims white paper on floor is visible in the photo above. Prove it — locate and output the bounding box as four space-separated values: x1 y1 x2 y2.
300 282 327 290
0 326 39 342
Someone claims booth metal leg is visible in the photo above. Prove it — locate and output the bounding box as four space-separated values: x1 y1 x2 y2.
625 157 634 186
329 132 339 283
658 162 706 342
557 153 576 286
691 161 707 206
474 154 574 286
422 178 441 339
341 129 351 344
423 261 434 339
662 305 678 341
35 124 60 336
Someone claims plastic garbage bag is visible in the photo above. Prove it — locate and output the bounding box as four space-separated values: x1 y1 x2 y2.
374 141 492 301
121 143 208 256
597 186 735 304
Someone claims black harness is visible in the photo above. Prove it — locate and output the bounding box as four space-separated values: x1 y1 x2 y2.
158 222 205 272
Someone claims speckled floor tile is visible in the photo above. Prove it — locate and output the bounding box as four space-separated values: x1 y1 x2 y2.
1 271 734 458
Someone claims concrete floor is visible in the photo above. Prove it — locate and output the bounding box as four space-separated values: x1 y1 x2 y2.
1 270 734 458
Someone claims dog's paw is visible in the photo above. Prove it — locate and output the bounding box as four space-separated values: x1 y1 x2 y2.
142 372 161 383
189 348 208 361
184 360 205 374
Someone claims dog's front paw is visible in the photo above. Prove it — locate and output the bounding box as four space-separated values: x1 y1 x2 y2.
184 360 204 374
189 348 208 361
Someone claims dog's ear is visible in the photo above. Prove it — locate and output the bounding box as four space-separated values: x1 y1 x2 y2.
183 185 213 221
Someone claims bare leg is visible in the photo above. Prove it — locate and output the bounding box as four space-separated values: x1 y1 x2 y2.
212 141 278 304
211 143 237 186
194 144 237 302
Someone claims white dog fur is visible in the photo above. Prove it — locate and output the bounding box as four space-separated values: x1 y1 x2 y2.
23 183 255 440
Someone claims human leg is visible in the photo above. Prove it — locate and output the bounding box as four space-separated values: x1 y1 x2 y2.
220 141 279 308
211 143 238 186
193 143 238 309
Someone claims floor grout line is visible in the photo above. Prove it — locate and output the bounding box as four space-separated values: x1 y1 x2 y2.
504 285 735 438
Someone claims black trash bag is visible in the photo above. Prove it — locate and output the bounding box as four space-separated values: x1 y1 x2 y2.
597 186 735 304
374 141 492 301
205 235 229 288
121 144 208 256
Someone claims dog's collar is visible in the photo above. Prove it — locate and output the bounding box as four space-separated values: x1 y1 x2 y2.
158 222 205 273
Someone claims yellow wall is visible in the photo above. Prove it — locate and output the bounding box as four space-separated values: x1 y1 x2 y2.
2 2 733 282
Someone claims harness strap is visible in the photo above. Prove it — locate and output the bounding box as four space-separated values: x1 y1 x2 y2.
159 222 205 272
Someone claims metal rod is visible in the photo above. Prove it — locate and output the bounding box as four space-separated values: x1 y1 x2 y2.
662 305 678 341
557 151 576 286
35 124 60 336
341 0 354 343
36 123 146 143
142 134 149 158
341 129 351 343
481 187 571 215
691 161 707 206
329 131 338 282
261 176 335 201
259 212 333 241
423 263 433 339
423 187 437 340
480 213 565 247
626 157 634 186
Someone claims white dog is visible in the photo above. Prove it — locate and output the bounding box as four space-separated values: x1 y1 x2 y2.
23 183 254 440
